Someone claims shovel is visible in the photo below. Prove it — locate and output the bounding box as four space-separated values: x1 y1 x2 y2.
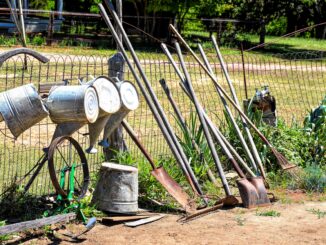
165 43 270 209
121 120 196 213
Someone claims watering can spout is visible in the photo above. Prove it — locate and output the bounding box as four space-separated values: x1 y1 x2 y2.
101 80 139 144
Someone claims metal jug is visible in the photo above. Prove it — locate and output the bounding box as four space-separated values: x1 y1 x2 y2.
46 85 99 124
0 83 49 138
99 80 139 148
86 76 121 154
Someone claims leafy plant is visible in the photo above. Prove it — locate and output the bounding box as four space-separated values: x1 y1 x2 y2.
256 210 281 217
301 164 326 193
0 180 48 221
174 110 215 181
235 215 246 226
307 208 326 219
0 220 12 242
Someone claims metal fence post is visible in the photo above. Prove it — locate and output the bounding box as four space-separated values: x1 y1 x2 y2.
104 52 127 160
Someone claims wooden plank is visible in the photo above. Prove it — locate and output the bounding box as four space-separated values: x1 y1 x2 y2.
38 80 69 95
124 214 165 227
0 213 76 236
102 215 150 223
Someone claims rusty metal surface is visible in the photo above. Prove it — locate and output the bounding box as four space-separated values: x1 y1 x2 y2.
237 178 259 209
248 177 271 207
151 167 196 213
0 48 49 67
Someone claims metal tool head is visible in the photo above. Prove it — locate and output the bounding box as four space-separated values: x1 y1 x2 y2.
236 178 259 209
221 195 239 206
248 177 271 207
151 166 196 213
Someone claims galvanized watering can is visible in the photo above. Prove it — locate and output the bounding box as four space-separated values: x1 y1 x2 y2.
0 83 49 138
99 79 139 148
47 84 99 124
85 76 121 153
48 84 100 142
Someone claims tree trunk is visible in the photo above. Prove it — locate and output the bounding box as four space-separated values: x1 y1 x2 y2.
259 20 266 45
150 11 156 37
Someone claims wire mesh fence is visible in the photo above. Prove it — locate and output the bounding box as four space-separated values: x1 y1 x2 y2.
0 49 325 196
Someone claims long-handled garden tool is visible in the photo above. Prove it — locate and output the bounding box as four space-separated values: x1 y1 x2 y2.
99 2 207 204
169 24 296 171
159 78 218 185
197 44 261 175
162 43 270 209
210 37 266 177
198 44 260 175
173 42 236 202
122 120 196 213
161 43 255 178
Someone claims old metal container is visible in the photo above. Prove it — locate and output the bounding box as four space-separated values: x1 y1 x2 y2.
92 162 138 214
100 80 139 148
87 76 121 115
0 83 49 138
86 76 122 153
46 85 99 124
51 122 84 141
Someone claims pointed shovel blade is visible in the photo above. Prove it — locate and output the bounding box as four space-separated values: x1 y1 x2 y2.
151 167 196 213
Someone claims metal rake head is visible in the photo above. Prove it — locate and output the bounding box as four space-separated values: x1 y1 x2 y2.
271 148 297 170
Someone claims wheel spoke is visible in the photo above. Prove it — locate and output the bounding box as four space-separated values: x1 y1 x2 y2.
56 146 70 167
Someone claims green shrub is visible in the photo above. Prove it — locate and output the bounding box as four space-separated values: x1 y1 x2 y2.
266 17 287 36
31 35 46 46
301 164 326 193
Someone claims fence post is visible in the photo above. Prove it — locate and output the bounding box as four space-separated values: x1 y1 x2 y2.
104 52 127 160
47 12 54 46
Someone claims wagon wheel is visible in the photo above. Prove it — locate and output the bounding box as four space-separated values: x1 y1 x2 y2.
48 136 90 199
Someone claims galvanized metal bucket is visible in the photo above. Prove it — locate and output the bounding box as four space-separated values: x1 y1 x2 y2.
92 162 138 214
46 85 99 124
100 80 139 148
0 83 49 138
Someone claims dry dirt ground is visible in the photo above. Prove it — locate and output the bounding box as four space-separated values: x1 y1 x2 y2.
19 196 326 245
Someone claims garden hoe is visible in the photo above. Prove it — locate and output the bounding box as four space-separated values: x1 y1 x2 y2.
169 24 296 172
122 120 196 213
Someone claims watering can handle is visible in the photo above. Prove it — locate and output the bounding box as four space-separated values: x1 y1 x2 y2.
0 48 49 66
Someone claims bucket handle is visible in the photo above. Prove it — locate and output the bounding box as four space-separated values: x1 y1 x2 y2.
0 48 49 67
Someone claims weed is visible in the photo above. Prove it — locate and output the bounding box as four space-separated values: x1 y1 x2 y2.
0 180 49 221
307 208 326 219
0 220 12 241
301 164 326 193
235 216 246 226
256 210 281 217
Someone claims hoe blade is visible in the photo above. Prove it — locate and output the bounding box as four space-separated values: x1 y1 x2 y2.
151 167 196 213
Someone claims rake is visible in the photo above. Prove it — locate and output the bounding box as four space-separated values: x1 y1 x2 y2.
169 24 296 171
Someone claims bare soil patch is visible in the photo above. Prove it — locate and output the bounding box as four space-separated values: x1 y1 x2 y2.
19 199 326 245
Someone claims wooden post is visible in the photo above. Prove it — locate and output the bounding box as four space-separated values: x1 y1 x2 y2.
47 12 54 46
104 52 127 160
